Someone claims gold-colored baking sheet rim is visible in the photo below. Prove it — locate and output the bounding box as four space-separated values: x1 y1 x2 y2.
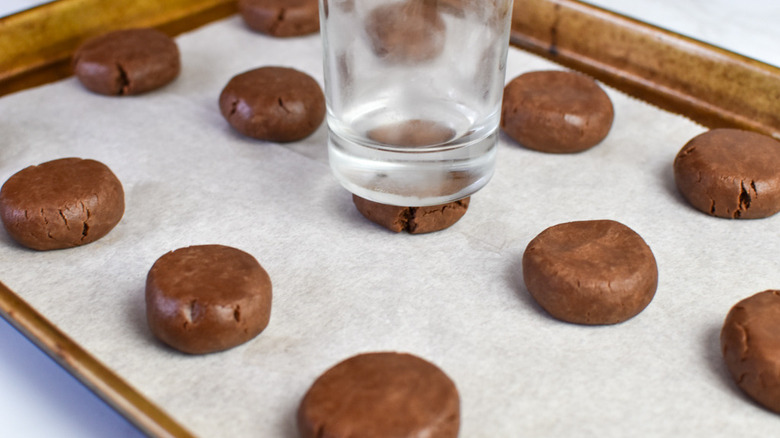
0 0 779 437
509 0 780 139
0 0 238 98
0 281 194 438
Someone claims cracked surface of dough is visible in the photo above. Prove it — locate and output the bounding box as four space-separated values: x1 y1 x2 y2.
238 0 319 37
352 194 470 234
721 290 780 414
673 128 780 219
145 245 272 355
0 158 124 250
219 66 325 142
72 28 180 96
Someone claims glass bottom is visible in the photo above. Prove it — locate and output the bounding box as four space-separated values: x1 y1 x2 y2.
328 128 497 207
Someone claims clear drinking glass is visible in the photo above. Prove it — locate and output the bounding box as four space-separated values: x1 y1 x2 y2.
320 0 514 206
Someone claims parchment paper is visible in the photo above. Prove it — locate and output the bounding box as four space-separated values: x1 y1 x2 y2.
1 15 779 437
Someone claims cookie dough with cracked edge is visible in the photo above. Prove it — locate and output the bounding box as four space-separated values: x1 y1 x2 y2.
673 129 780 219
0 158 124 251
353 194 469 234
219 66 325 142
145 245 272 355
298 352 460 438
522 220 657 325
721 290 780 414
501 70 614 153
238 0 319 37
72 28 180 96
365 1 446 63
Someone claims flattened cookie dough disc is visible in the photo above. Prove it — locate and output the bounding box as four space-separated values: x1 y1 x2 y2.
673 128 780 219
145 245 272 354
0 158 125 251
219 66 325 142
73 28 180 96
298 352 460 438
353 194 469 234
238 0 320 37
501 70 614 153
522 220 657 325
721 290 780 414
365 1 446 63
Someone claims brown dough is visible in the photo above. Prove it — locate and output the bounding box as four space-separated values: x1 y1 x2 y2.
298 352 460 438
721 290 780 414
219 66 325 142
0 158 124 251
501 70 614 153
238 0 320 37
365 1 446 63
522 220 657 325
436 0 467 16
673 128 780 219
72 28 180 96
145 245 272 354
353 194 469 234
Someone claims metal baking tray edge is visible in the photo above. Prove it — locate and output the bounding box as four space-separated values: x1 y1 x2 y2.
0 281 194 437
510 0 780 139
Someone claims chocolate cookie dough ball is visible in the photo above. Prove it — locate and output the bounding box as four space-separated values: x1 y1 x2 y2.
365 1 446 63
238 0 319 37
522 220 657 325
501 70 614 153
219 66 325 142
72 28 180 96
145 245 272 354
721 290 780 414
0 158 124 251
298 352 460 438
673 129 780 219
353 194 469 234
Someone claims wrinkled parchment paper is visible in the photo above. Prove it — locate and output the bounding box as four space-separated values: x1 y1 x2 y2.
1 15 779 437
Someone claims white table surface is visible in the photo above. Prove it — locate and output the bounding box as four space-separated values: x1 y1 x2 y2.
0 1 778 437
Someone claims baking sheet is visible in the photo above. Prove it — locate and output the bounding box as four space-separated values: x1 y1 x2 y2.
1 14 779 437
584 0 780 68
